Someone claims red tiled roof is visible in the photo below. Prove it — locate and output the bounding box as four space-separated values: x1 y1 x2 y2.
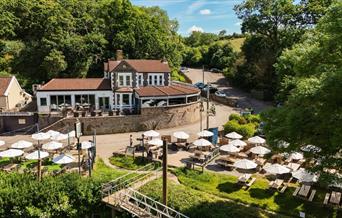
116 87 133 92
0 77 13 96
106 59 170 73
134 84 200 97
39 78 111 91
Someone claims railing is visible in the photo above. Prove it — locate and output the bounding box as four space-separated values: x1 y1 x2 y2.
118 188 189 218
101 162 160 199
0 112 34 116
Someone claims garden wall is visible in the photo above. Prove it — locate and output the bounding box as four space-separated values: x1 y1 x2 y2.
43 102 201 135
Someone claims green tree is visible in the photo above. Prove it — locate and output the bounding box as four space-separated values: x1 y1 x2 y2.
262 2 342 179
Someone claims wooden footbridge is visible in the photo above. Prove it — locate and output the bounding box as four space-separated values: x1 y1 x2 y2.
101 163 189 218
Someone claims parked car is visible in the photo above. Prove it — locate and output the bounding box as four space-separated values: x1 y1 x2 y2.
215 90 226 97
180 67 189 73
210 68 222 73
193 82 205 89
202 84 218 94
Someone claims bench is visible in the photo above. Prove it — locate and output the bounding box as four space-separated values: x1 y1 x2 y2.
280 185 287 193
246 177 256 187
293 187 300 196
323 193 330 205
308 189 316 202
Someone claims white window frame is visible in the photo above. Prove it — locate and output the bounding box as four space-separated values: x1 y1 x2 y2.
117 73 132 87
148 73 164 86
136 73 144 87
115 93 133 108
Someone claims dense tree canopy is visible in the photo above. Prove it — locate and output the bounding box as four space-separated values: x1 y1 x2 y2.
0 0 183 90
231 0 334 99
262 2 342 180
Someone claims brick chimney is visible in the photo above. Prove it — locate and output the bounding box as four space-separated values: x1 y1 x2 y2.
116 50 124 61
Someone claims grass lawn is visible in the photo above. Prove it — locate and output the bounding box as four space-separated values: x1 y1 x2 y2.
139 178 286 218
229 37 245 53
92 158 129 182
172 168 339 218
109 154 151 170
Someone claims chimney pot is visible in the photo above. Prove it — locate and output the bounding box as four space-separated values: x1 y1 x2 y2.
116 50 124 61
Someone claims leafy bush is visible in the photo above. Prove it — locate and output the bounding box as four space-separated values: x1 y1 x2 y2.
109 154 151 170
224 114 261 138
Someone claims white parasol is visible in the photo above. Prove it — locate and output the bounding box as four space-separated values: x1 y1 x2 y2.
263 164 290 175
148 138 163 146
11 140 33 149
32 132 50 141
197 130 214 137
301 145 321 153
81 141 94 150
0 140 5 146
292 168 319 183
46 130 60 137
173 131 190 140
290 152 304 160
51 133 68 141
225 132 243 139
25 150 49 160
42 141 63 150
248 136 266 144
233 159 257 170
249 146 271 155
229 139 247 147
52 154 75 164
143 130 160 138
220 144 240 153
0 149 24 158
193 138 212 147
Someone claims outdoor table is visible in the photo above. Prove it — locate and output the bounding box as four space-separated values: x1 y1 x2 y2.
2 163 17 172
271 179 284 189
330 191 341 205
287 162 300 171
238 173 252 183
237 152 248 158
256 157 266 166
298 185 311 197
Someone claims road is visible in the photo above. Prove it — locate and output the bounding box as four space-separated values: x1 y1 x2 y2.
186 68 272 113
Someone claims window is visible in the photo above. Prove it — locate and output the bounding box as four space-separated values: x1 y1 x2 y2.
50 96 57 105
117 73 132 87
75 95 95 106
40 98 47 106
137 74 144 86
18 119 26 124
122 94 130 105
50 95 71 106
148 74 164 86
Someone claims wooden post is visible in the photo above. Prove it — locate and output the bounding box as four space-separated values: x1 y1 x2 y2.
206 82 210 130
162 140 168 206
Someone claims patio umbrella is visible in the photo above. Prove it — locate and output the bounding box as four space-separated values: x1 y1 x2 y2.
51 133 68 141
42 141 63 150
290 152 304 160
248 136 266 144
46 130 60 137
81 141 94 150
292 168 319 183
0 149 24 158
233 159 257 170
249 146 271 155
229 139 247 148
225 131 243 139
11 140 33 149
173 131 189 139
52 154 75 164
193 138 212 147
0 140 5 146
68 131 76 138
220 144 240 153
277 140 290 148
32 132 50 141
301 145 321 153
148 138 163 146
263 164 290 175
143 130 160 138
197 130 214 137
25 150 49 160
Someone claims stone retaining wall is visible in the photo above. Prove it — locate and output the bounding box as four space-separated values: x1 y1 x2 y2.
43 102 201 135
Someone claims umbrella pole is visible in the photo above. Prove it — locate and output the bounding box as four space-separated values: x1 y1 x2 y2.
38 159 41 181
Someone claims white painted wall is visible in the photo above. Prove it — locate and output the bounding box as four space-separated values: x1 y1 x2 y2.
36 90 113 112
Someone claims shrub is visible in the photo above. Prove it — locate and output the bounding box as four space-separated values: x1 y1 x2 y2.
229 113 247 124
224 114 260 138
245 114 261 124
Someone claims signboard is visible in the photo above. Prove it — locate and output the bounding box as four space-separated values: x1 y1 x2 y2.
75 121 82 138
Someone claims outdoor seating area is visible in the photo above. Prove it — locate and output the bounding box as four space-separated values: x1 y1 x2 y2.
0 130 95 177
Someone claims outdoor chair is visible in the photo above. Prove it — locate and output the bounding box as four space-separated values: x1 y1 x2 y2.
293 187 300 196
280 185 287 193
246 177 256 188
308 189 316 202
323 193 330 205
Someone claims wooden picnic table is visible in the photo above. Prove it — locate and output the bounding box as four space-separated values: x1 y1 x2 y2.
330 191 341 205
298 185 311 197
238 173 252 183
255 157 266 166
2 163 18 172
270 179 284 189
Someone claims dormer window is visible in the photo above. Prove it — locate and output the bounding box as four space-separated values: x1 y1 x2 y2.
148 73 164 86
118 73 132 87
